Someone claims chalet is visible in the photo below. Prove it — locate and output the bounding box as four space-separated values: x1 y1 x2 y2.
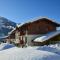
4 17 60 46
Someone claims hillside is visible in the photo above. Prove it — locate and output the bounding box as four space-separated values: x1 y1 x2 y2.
0 16 16 37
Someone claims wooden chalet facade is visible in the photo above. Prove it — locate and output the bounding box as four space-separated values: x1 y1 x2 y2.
4 18 60 46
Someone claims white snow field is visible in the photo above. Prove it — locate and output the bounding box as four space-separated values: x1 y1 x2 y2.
0 43 60 60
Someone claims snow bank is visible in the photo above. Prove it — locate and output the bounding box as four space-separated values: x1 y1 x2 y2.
0 47 60 60
36 43 60 55
48 44 60 49
37 46 60 55
0 43 15 51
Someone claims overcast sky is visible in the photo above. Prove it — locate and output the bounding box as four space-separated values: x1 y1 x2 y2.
0 0 60 23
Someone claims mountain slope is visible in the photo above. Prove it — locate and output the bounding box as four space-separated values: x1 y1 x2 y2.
0 16 16 37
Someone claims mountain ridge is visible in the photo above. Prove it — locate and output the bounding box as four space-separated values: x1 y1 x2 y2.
0 16 16 37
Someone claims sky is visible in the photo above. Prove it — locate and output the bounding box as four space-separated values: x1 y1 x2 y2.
0 0 60 23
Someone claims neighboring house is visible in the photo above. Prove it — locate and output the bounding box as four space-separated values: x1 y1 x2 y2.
4 17 60 46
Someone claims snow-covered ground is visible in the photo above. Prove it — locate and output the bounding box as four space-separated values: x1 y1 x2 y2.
0 43 60 60
0 43 15 51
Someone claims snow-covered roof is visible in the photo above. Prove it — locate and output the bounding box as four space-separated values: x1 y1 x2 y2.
20 17 60 26
14 17 60 29
8 23 25 35
0 36 9 39
22 16 59 24
34 30 60 42
8 28 16 35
